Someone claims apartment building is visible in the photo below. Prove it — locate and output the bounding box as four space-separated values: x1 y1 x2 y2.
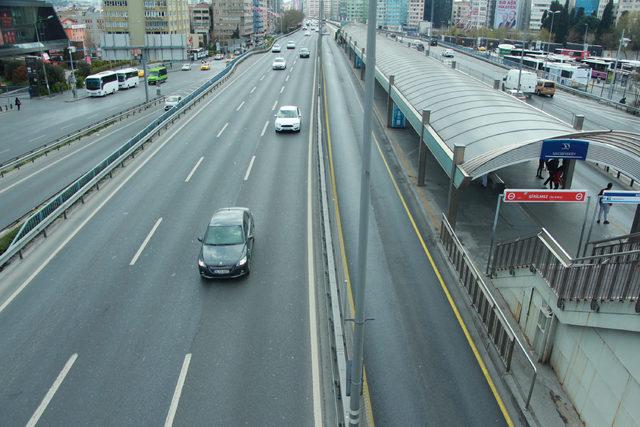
212 0 253 44
529 0 552 30
189 2 212 46
615 0 638 20
344 0 367 22
305 0 331 18
453 0 489 29
407 0 425 29
377 0 408 28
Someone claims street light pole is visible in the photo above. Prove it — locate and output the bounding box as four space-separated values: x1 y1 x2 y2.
609 29 625 100
583 24 588 52
349 0 377 424
34 16 54 96
141 49 149 103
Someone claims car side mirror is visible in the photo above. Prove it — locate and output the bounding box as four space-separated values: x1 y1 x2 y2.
197 237 203 242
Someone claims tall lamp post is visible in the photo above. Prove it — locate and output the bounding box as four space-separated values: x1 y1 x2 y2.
545 10 561 55
609 29 630 100
34 15 54 96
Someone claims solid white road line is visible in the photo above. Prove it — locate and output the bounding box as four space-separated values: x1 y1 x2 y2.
28 135 46 143
130 217 162 266
260 121 269 137
280 86 285 94
272 100 278 111
244 155 256 181
61 124 73 130
0 109 160 196
0 52 271 316
164 353 192 427
216 122 229 138
236 101 245 111
285 75 290 82
26 353 78 427
250 86 256 94
185 156 204 183
306 56 322 427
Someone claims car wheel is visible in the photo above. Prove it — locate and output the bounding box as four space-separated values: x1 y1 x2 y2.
549 94 554 98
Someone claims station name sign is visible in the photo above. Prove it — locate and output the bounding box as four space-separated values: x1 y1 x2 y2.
540 139 590 161
503 189 587 203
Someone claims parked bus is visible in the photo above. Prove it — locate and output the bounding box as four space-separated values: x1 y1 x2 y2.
554 48 588 61
503 55 546 71
116 67 139 89
85 71 119 97
544 63 592 88
147 66 168 85
581 58 613 80
188 48 207 61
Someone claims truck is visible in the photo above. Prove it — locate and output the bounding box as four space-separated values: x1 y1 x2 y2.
502 69 537 97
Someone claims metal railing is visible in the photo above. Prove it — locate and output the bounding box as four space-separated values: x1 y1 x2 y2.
0 96 165 178
491 229 640 312
588 232 640 256
0 38 282 269
440 214 537 409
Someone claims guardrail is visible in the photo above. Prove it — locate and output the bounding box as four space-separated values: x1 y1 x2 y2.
491 228 640 312
439 213 537 409
0 38 282 269
0 96 165 178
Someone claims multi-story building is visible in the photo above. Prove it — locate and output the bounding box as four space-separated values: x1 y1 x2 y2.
529 0 552 30
344 0 367 22
615 0 637 21
60 18 87 43
377 0 408 28
453 0 489 29
304 0 331 18
573 0 599 15
101 0 190 60
82 7 104 54
407 0 425 29
212 0 253 48
189 2 212 46
423 0 453 28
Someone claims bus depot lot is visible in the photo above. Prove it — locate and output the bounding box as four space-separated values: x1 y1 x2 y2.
0 60 227 165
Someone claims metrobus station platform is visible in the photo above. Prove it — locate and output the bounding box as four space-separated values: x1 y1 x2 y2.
331 23 640 427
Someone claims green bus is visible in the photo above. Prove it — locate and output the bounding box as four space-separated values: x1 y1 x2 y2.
147 66 168 85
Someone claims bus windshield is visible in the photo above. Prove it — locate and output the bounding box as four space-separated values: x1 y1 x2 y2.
85 78 102 90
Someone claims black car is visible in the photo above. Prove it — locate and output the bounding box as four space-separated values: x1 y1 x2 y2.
430 38 438 46
299 48 310 58
197 208 255 279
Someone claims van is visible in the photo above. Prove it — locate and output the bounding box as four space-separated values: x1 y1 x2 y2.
502 69 537 96
147 66 167 85
535 79 556 97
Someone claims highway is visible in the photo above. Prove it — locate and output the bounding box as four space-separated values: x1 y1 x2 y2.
0 60 227 164
322 34 507 425
0 32 329 425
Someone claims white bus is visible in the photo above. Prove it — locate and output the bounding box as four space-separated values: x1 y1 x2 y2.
116 68 139 89
85 71 119 97
544 63 592 88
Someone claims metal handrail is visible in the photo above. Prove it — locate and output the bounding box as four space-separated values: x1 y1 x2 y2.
440 214 537 409
588 232 640 246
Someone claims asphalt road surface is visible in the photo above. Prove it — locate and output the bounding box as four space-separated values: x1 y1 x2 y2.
322 34 508 425
0 59 227 164
0 32 328 426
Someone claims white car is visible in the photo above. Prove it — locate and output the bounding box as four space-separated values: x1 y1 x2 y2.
272 44 281 52
181 63 191 71
305 31 311 36
286 41 296 49
164 95 182 111
274 105 301 132
272 57 286 70
441 49 455 58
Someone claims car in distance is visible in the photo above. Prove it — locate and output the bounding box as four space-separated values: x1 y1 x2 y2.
272 43 281 52
274 105 301 132
214 53 224 60
429 38 438 46
305 31 311 36
200 63 210 70
272 57 286 70
164 95 182 110
197 208 255 279
441 49 454 58
286 41 296 49
181 63 191 71
299 48 310 58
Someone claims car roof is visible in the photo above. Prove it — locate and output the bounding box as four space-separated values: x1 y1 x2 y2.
274 57 285 61
279 105 298 111
209 208 249 226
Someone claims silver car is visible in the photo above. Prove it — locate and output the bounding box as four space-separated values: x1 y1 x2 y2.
272 57 286 70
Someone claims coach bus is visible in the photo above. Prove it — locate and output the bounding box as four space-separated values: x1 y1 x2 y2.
544 63 592 88
188 48 208 61
503 55 546 71
85 71 119 97
554 48 588 61
116 68 140 89
581 58 612 80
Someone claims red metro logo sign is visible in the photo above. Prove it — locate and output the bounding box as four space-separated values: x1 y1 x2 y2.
503 189 587 203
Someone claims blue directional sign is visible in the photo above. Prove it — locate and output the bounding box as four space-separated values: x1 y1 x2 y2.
354 55 363 69
601 190 640 204
392 105 406 128
541 139 590 161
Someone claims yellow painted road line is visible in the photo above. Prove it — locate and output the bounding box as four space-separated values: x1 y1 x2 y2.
322 64 376 427
371 134 514 427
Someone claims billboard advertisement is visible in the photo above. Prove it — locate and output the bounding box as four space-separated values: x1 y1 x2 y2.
494 0 518 29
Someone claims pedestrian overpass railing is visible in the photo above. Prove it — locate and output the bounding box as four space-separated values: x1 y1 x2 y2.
490 229 640 313
586 232 640 257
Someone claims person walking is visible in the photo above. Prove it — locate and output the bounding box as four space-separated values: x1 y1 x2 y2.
551 164 564 189
14 97 21 111
597 183 613 224
543 159 559 188
535 158 545 179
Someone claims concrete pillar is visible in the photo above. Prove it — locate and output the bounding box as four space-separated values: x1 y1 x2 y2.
631 206 640 235
494 79 501 90
446 144 466 229
573 114 584 131
360 48 365 80
418 110 431 186
386 75 395 128
563 114 584 189
451 61 456 69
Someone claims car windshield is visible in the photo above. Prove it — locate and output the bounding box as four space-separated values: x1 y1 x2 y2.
85 78 101 90
278 109 298 118
204 225 244 245
274 58 285 62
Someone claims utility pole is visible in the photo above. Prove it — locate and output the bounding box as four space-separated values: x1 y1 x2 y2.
517 39 524 93
349 0 376 424
141 49 149 103
609 29 625 100
34 16 54 96
545 10 560 78
583 24 588 52
67 40 77 99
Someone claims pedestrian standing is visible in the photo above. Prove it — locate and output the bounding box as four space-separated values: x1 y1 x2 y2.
14 97 21 111
543 159 559 188
551 165 564 189
597 183 613 224
536 158 545 179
